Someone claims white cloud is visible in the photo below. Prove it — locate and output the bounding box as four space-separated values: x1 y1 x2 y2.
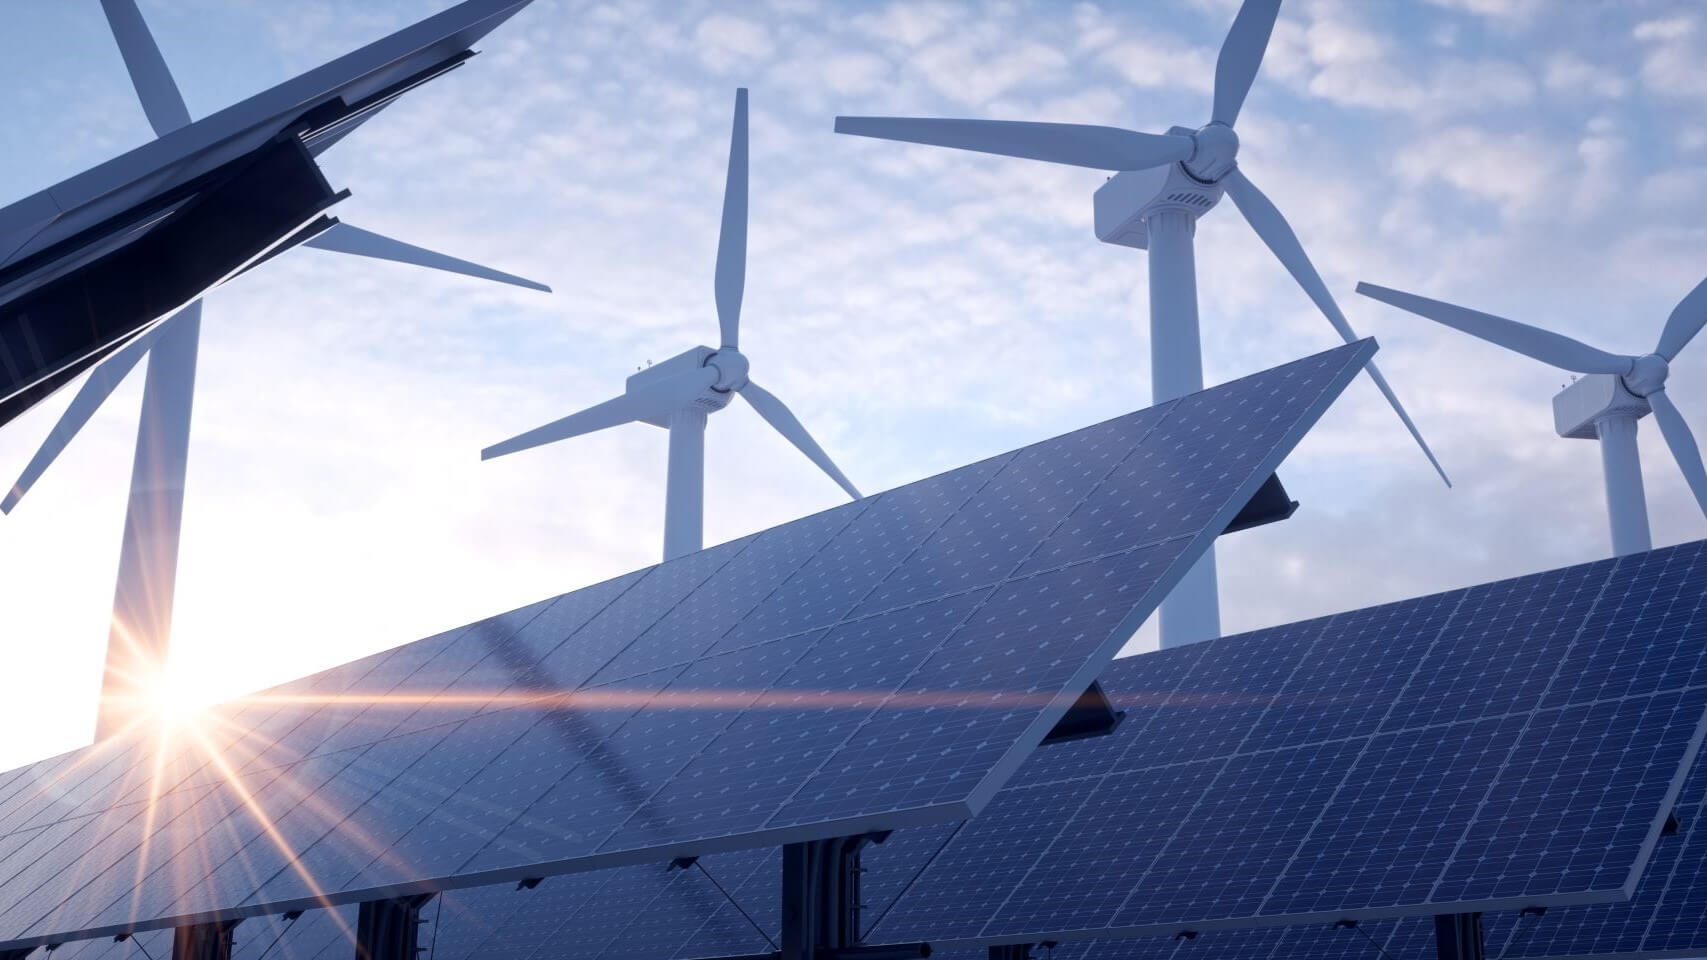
1424 0 1543 22
694 13 776 72
1543 52 1631 99
1636 15 1707 97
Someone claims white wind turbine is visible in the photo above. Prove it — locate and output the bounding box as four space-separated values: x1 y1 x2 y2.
1358 278 1707 557
482 89 860 560
4 0 548 740
833 0 1446 648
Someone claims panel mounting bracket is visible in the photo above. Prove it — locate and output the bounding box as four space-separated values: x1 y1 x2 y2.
1042 681 1124 745
1222 473 1298 535
1433 913 1485 960
775 833 929 960
172 920 240 960
355 894 434 960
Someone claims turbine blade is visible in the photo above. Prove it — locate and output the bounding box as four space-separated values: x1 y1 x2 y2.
1657 273 1707 361
1649 388 1707 521
834 117 1194 171
481 367 718 461
303 223 551 292
2 305 187 514
99 0 192 137
1223 168 1450 486
716 89 748 351
1212 0 1282 127
1355 281 1632 376
738 379 861 500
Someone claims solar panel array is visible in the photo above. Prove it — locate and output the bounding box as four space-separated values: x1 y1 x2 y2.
0 341 1376 951
862 537 1707 946
108 537 1707 960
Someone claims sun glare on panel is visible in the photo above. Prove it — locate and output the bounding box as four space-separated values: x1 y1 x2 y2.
135 662 218 731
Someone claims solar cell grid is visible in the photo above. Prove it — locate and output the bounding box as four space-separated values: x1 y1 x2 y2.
0 342 1376 950
867 538 1707 947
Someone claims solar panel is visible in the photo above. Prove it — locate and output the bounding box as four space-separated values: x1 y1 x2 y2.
229 540 1707 960
0 341 1376 952
858 538 1707 948
0 0 536 429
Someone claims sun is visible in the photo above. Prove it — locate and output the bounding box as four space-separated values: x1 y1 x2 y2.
134 663 214 731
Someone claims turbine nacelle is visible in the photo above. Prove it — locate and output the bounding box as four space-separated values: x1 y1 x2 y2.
1554 374 1652 441
1093 160 1228 250
626 346 740 426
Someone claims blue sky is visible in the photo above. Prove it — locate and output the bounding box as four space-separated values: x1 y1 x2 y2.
1 0 1705 770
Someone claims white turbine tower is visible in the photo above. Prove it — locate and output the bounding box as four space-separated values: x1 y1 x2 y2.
832 0 1446 648
3 0 548 740
1358 278 1707 557
483 89 860 560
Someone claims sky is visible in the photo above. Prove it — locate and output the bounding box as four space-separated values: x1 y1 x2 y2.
0 0 1705 771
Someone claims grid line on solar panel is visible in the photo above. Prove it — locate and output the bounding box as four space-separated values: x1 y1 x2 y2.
0 342 1378 952
865 539 1707 947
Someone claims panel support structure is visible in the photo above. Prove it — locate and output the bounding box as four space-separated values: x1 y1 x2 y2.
988 947 1033 960
172 921 238 960
1433 913 1485 960
781 833 924 960
355 895 433 960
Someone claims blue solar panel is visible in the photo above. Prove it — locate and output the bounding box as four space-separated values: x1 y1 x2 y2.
864 538 1707 947
0 342 1375 952
184 542 1707 960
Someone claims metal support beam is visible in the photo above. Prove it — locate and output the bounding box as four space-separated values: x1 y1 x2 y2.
355 895 433 960
780 834 892 960
172 921 238 960
1434 913 1485 960
988 946 1033 960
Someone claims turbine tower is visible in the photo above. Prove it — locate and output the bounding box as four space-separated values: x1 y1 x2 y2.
1358 278 1707 557
832 0 1446 648
3 0 548 741
483 89 860 560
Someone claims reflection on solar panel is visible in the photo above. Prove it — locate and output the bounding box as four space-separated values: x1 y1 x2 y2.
0 341 1376 952
861 539 1707 947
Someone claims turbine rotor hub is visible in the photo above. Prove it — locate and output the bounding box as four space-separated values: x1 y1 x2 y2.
1183 121 1239 183
1623 353 1670 397
706 348 750 392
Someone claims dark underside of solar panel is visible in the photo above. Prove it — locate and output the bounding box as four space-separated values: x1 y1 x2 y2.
0 342 1377 951
58 538 1706 960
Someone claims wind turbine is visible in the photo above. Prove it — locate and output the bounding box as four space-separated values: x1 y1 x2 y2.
832 0 1446 648
483 89 860 560
3 0 548 741
1358 278 1707 557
